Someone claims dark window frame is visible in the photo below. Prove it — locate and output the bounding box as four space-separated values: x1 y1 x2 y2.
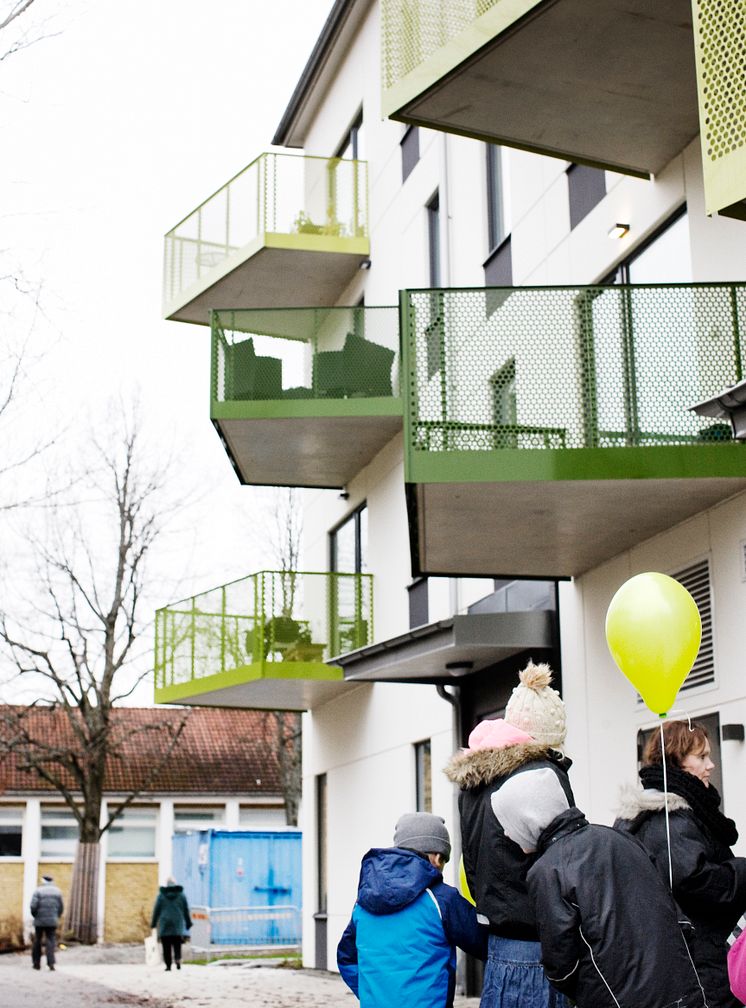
401 124 420 182
335 109 363 161
427 191 441 288
329 502 367 574
414 739 432 813
486 144 505 253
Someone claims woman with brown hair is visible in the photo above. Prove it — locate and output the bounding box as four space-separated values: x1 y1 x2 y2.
615 720 746 1008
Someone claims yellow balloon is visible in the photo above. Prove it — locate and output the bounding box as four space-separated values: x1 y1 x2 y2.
458 855 475 906
605 572 701 716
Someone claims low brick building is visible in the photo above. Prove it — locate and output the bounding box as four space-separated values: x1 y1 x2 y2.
0 706 286 942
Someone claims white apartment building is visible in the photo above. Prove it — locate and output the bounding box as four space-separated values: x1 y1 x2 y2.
155 0 746 980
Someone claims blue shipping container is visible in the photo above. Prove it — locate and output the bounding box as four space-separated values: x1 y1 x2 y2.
172 830 302 945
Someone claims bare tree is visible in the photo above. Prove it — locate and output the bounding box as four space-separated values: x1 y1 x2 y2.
0 0 59 62
0 407 189 942
260 488 303 827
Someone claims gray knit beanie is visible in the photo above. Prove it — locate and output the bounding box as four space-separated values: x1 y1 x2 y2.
393 812 451 862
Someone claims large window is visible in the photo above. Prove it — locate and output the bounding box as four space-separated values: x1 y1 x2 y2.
330 503 367 574
567 162 606 229
486 145 506 252
401 125 420 182
336 109 364 161
41 806 79 858
606 208 691 284
316 774 327 914
427 191 441 288
174 805 224 833
107 806 156 858
330 504 368 654
414 740 432 812
0 806 23 857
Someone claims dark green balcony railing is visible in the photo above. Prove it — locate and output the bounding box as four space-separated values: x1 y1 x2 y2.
154 570 373 698
402 283 746 464
212 306 400 404
163 152 368 310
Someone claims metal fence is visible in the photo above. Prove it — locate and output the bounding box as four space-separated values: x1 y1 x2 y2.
155 570 374 690
189 904 301 958
163 152 368 306
402 283 746 454
212 305 400 403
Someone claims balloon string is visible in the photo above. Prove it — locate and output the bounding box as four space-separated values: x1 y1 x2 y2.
661 720 673 891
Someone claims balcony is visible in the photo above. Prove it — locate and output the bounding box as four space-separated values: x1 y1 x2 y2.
211 305 402 489
381 0 700 178
163 153 370 324
402 283 746 578
154 570 373 711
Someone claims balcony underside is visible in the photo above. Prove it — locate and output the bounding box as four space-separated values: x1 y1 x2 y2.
214 402 403 489
164 235 370 326
387 0 698 177
154 661 350 712
407 445 746 578
334 612 554 685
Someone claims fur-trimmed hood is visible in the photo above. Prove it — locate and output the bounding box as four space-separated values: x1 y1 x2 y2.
444 741 563 789
615 783 691 821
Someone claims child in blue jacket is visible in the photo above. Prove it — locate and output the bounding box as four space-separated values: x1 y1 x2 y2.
337 812 487 1008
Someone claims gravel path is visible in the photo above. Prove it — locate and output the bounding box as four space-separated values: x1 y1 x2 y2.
0 946 481 1007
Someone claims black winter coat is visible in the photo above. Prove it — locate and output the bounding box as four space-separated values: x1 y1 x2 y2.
150 885 192 938
615 787 746 1008
444 741 573 939
529 808 705 1008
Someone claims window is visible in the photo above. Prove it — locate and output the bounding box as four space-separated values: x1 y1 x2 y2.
567 163 606 229
637 712 722 796
486 145 506 252
427 191 441 288
408 577 429 629
401 125 420 182
41 806 79 859
674 559 715 692
107 806 156 858
605 208 691 284
0 806 23 857
238 805 286 830
174 805 224 833
414 740 432 812
336 109 363 161
316 774 327 913
330 504 368 654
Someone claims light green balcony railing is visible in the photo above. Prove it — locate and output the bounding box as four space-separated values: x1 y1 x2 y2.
212 306 400 405
154 570 373 704
163 153 369 309
402 283 746 481
382 0 502 93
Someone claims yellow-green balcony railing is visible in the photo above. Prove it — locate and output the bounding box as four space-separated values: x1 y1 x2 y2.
163 152 369 318
154 570 373 708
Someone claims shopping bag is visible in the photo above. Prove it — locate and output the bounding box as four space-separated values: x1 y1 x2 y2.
728 914 746 1002
144 929 161 966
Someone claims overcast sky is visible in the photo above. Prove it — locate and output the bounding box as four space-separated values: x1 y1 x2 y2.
0 0 335 701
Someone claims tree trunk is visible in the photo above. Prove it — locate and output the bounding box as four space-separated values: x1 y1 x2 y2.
65 842 100 943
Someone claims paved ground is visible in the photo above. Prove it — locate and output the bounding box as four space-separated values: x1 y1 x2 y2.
0 944 481 1007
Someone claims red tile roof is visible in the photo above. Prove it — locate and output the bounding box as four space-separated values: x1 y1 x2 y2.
0 706 283 796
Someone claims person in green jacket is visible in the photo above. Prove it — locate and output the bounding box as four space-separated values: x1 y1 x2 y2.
150 876 192 971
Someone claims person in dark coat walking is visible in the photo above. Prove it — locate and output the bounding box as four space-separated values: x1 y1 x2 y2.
30 874 64 971
337 812 486 1008
444 662 573 1008
615 720 746 1008
150 876 192 971
492 767 707 1008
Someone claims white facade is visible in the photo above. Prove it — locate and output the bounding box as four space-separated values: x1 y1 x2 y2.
270 0 746 973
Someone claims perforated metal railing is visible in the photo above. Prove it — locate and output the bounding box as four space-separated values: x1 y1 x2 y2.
155 570 373 690
403 284 746 454
381 0 500 91
211 306 399 403
163 153 368 307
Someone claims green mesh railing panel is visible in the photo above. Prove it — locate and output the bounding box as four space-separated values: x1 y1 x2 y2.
693 0 746 218
211 306 399 403
403 284 746 453
381 0 500 90
154 570 374 691
163 153 369 306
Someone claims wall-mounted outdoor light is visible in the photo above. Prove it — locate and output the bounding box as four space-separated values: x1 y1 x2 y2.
690 376 746 441
722 723 745 743
359 258 372 270
607 223 630 239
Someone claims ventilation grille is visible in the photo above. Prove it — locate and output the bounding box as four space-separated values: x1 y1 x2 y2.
675 559 715 691
696 0 746 162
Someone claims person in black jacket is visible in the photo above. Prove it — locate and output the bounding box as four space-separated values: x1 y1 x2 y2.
492 767 707 1008
615 720 746 1008
150 876 192 971
444 662 573 1008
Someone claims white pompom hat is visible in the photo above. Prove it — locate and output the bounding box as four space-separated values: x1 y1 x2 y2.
505 661 567 750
